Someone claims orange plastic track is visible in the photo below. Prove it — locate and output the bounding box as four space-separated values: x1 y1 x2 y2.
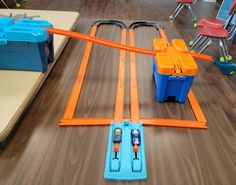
141 90 207 128
58 24 207 129
60 117 206 128
47 27 213 62
128 27 206 128
62 26 97 120
60 118 112 126
188 89 206 123
60 25 127 126
114 29 126 123
159 28 170 46
129 29 140 124
141 118 206 128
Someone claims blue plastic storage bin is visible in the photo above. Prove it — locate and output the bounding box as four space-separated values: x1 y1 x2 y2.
152 38 197 103
0 18 54 72
153 59 194 103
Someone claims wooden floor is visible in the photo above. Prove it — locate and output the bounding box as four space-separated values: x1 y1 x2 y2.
0 0 236 185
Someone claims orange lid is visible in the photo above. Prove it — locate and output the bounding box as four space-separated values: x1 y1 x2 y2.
153 38 168 51
172 39 189 52
154 39 198 76
156 53 174 75
179 54 198 75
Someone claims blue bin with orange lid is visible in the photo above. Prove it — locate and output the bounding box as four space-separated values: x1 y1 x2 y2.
152 38 198 103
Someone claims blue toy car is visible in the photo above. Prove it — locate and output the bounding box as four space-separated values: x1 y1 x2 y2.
131 129 141 146
113 128 122 143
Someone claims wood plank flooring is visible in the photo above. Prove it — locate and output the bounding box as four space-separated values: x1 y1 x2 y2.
0 0 236 185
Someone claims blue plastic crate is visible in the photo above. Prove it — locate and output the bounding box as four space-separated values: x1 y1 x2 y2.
0 18 54 72
152 58 194 103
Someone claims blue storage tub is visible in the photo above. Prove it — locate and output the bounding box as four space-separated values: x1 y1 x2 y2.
0 17 54 72
152 38 198 103
153 59 194 103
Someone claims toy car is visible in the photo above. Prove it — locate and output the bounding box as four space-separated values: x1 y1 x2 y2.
131 129 141 146
113 128 122 143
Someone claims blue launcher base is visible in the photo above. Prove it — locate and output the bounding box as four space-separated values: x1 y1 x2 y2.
104 121 147 181
214 60 236 75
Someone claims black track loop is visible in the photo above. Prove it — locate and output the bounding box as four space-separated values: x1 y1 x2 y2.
92 20 127 29
129 21 162 30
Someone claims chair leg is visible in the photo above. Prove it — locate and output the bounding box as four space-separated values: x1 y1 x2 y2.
190 34 202 49
221 39 229 56
227 25 236 41
0 0 9 8
12 0 20 7
187 4 197 22
228 24 235 35
231 30 236 44
192 36 209 52
169 3 184 22
221 39 231 61
198 38 212 54
172 3 183 16
218 39 228 62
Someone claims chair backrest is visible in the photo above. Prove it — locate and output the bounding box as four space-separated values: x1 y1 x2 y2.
229 0 236 14
217 0 236 24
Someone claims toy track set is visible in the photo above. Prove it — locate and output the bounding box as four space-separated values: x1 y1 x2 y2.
48 19 211 180
55 20 208 129
0 15 235 181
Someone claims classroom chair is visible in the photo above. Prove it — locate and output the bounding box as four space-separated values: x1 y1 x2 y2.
169 0 198 23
